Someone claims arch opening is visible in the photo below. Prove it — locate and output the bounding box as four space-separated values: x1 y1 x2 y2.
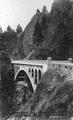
35 69 37 84
32 69 34 77
29 68 31 72
38 70 41 80
15 70 34 93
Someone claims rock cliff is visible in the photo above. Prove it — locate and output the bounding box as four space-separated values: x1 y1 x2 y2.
7 68 73 120
20 0 73 60
23 10 41 56
1 0 73 60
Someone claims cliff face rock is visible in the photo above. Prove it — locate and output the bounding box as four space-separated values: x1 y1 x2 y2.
11 0 73 60
1 0 73 60
27 0 73 60
23 10 41 56
50 0 73 60
12 32 26 60
8 68 73 120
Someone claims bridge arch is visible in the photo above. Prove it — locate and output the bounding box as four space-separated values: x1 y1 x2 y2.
15 69 35 92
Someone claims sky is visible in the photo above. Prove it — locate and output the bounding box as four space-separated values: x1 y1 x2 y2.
0 0 54 31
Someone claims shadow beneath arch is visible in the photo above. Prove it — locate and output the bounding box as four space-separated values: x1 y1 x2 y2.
15 70 34 92
12 70 34 110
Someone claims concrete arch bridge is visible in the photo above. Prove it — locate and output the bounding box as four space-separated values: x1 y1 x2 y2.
12 59 73 92
12 60 48 92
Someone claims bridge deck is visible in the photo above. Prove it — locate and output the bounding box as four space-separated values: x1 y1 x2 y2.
11 60 73 67
11 60 48 66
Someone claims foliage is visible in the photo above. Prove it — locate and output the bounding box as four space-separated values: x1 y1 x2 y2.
0 44 15 116
7 25 13 32
1 28 18 56
33 13 49 46
42 6 48 14
32 0 73 60
28 47 56 60
16 24 23 35
9 69 73 120
0 25 25 60
0 26 2 33
52 0 73 60
33 20 43 45
1 0 73 60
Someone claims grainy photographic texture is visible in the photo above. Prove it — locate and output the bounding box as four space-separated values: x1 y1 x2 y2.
0 0 73 120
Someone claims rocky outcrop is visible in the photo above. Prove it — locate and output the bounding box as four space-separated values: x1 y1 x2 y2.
27 0 73 60
7 68 73 120
2 0 73 60
23 10 41 56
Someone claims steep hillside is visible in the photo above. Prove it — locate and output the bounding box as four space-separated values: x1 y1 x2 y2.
23 9 41 56
49 0 73 60
8 68 73 120
12 32 26 60
1 30 18 59
0 42 15 117
25 0 73 60
1 0 73 60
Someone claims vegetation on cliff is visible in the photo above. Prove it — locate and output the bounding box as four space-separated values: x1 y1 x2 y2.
0 24 25 60
0 42 15 117
8 68 73 120
29 0 73 60
1 0 73 60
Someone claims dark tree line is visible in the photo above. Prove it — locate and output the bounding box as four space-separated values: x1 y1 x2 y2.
33 6 49 46
0 24 25 60
53 0 73 60
0 24 23 116
0 43 15 116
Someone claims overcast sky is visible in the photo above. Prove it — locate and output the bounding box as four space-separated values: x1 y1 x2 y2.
0 0 54 30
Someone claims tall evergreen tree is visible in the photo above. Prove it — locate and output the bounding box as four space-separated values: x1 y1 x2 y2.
7 25 13 32
33 20 43 45
33 6 49 46
16 24 23 35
